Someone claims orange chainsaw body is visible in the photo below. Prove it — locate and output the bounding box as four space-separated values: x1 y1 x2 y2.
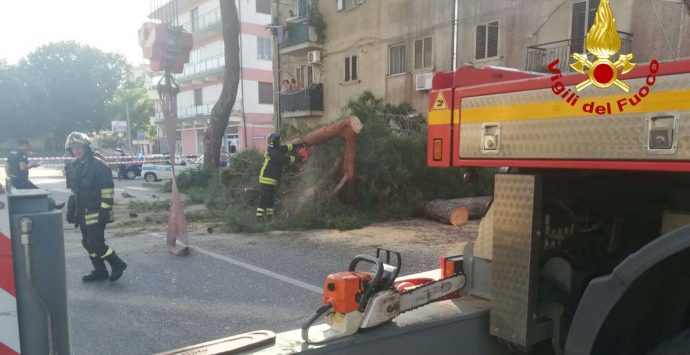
322 271 373 313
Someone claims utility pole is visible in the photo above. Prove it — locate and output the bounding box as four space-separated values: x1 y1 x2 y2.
125 101 133 151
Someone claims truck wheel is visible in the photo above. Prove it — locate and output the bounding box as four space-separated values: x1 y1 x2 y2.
144 173 157 183
126 170 137 180
648 328 690 355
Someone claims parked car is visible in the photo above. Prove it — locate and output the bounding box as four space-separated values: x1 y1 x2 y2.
121 163 142 180
141 155 200 182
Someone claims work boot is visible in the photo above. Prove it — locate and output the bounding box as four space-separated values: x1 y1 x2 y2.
104 251 128 282
82 258 109 282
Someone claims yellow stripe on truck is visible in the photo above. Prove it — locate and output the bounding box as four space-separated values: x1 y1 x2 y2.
461 89 690 123
428 110 458 126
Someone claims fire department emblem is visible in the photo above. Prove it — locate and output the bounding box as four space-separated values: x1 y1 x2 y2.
570 0 635 92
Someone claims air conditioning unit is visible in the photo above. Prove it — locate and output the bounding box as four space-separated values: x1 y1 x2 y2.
307 50 322 64
415 72 433 91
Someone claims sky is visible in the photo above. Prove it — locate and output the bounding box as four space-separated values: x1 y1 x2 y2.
1 0 152 65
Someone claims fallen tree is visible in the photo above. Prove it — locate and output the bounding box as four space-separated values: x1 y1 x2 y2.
290 115 362 203
424 196 491 227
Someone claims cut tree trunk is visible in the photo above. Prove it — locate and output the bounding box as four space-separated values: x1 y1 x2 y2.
203 0 241 168
291 115 362 204
425 196 492 227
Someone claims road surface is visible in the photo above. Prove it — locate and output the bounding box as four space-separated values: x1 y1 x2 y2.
2 167 463 354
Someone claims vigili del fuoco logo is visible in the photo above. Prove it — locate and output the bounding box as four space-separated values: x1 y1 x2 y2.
548 0 660 115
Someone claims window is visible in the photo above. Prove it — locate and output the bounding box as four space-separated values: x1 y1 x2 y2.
414 37 433 69
257 38 272 60
190 7 199 31
344 55 358 82
297 65 315 86
258 82 273 104
389 44 406 75
194 89 203 106
475 22 498 60
570 0 601 54
256 0 271 14
337 0 364 12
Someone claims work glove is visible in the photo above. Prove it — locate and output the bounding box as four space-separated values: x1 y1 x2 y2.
66 196 76 224
98 207 114 224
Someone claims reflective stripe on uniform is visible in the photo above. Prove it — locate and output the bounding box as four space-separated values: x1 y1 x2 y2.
259 177 278 185
101 188 114 198
286 144 293 152
85 212 99 226
101 202 111 209
256 208 266 217
100 247 113 259
89 252 98 258
290 156 296 163
266 208 274 216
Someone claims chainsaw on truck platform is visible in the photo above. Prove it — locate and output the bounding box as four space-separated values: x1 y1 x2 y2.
301 248 466 344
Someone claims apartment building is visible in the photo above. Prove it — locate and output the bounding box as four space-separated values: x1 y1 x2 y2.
456 0 689 73
149 0 275 155
274 0 457 126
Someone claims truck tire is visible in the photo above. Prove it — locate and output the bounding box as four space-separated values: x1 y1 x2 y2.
648 328 690 355
144 172 157 182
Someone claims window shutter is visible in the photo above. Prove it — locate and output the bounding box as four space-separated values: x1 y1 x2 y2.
487 22 498 58
351 56 358 80
570 2 586 54
423 37 433 68
587 0 601 29
475 25 486 60
345 57 351 81
414 39 423 69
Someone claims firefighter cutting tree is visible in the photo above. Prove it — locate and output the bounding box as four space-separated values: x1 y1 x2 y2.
256 134 308 219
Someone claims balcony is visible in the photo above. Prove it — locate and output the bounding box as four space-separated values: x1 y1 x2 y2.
280 84 324 118
181 7 221 41
154 101 242 123
177 54 225 83
525 32 633 73
279 21 323 56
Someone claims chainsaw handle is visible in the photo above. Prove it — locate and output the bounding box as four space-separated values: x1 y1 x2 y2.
349 255 384 312
301 303 334 345
348 255 384 279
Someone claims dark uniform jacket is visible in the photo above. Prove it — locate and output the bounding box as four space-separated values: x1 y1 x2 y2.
66 155 115 227
7 149 29 180
259 144 299 185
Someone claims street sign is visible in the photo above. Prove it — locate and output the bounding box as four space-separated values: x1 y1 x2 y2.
112 121 128 133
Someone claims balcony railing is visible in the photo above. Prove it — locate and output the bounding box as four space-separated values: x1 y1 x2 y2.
181 7 221 33
279 22 314 49
280 84 324 113
525 32 633 73
154 101 242 121
178 54 225 80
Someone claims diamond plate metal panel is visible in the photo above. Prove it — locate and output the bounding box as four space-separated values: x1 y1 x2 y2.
475 204 494 261
459 73 690 160
490 174 542 347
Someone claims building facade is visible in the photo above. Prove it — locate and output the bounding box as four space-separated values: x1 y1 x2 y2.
274 0 457 127
456 0 690 73
150 0 275 155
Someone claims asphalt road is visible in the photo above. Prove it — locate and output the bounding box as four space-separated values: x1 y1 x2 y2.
3 167 453 355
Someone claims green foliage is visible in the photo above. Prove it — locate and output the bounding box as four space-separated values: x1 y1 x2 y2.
0 41 128 148
181 92 493 231
308 2 327 43
129 201 171 213
105 72 155 134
